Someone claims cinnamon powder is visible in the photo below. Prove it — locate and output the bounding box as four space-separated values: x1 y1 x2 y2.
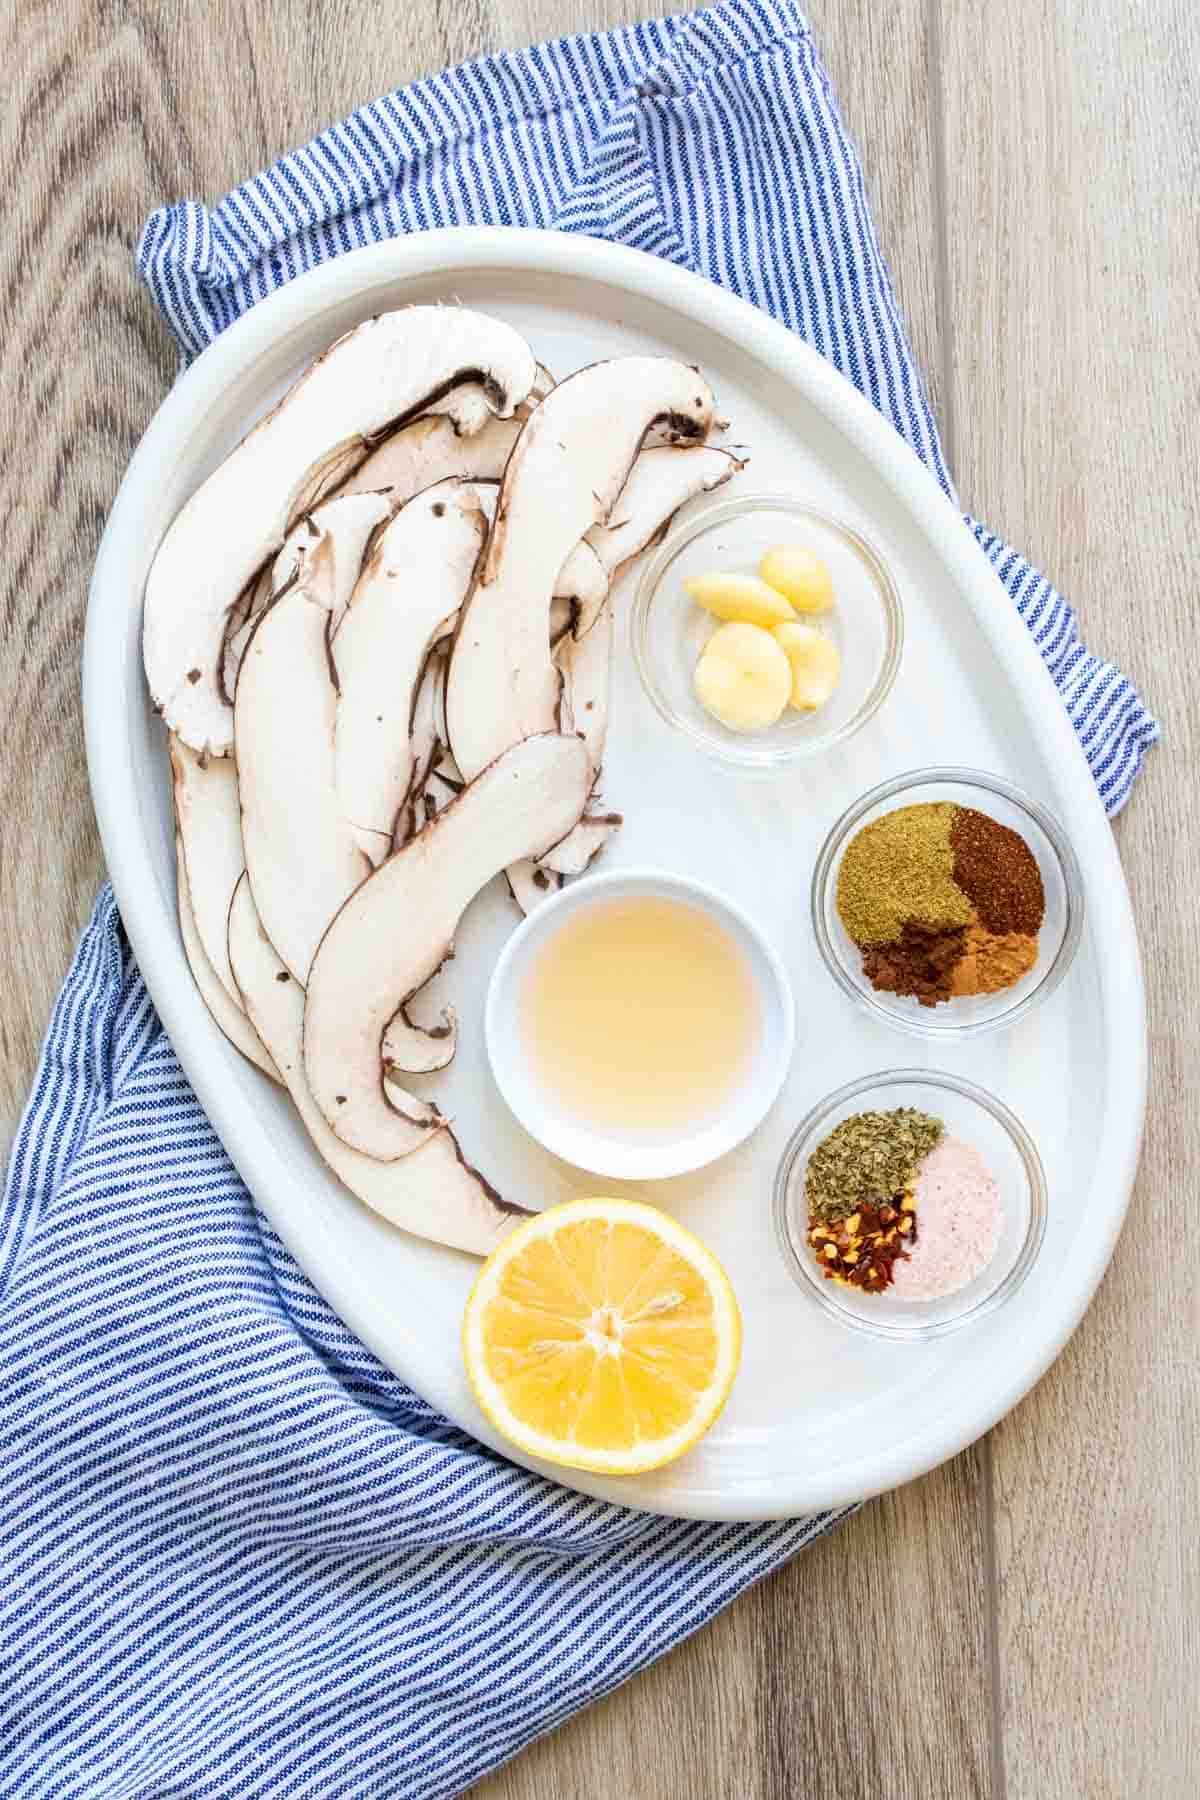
949 924 1039 997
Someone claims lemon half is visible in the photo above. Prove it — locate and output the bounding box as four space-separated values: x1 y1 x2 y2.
462 1197 742 1475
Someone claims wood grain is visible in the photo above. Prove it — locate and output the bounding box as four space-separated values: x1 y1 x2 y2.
938 3 1200 1797
0 1 1192 1796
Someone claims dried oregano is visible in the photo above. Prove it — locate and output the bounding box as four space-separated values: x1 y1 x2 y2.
805 1108 943 1225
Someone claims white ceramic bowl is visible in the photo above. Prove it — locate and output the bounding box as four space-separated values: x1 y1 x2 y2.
485 868 795 1180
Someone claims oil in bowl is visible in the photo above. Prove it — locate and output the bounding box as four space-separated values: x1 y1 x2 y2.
522 892 759 1137
486 870 796 1180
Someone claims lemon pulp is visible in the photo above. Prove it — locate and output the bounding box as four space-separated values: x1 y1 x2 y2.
463 1198 741 1475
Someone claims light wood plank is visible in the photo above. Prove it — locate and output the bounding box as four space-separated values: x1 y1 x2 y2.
476 1584 765 1800
938 3 1199 1797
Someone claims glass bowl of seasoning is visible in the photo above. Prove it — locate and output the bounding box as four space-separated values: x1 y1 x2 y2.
811 767 1084 1037
631 494 903 770
774 1069 1047 1340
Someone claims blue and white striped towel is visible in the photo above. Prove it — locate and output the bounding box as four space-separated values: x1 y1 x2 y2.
1 3 1156 1795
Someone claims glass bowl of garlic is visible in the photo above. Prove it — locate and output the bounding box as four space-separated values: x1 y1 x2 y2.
630 494 903 771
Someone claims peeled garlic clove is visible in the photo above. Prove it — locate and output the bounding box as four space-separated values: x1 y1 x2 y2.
758 545 833 614
694 621 793 732
683 571 796 629
773 621 841 712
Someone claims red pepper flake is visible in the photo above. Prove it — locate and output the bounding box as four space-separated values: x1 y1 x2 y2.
807 1192 918 1292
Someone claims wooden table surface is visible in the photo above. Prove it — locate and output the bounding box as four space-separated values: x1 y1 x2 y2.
2 2 1195 1794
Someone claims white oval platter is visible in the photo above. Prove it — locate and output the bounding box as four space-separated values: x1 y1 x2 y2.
83 229 1145 1520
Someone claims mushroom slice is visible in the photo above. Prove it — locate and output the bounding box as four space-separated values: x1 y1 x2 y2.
544 449 745 670
337 363 556 503
554 541 609 632
338 407 520 502
536 812 622 878
176 839 278 1081
144 305 537 755
585 444 748 586
535 605 620 883
468 483 609 631
333 480 486 855
380 997 457 1077
556 601 614 771
392 647 448 855
305 732 591 1159
446 358 715 786
228 876 524 1255
548 596 577 649
169 733 246 1012
222 491 393 708
396 725 459 853
222 564 273 700
534 448 747 887
506 859 563 914
235 528 389 986
415 646 450 777
381 725 462 1069
269 491 394 637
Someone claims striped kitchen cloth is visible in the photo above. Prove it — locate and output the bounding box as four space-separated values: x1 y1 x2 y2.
1 2 1156 1797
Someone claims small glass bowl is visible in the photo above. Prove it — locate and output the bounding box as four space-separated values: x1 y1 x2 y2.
630 493 903 770
812 767 1084 1038
774 1069 1047 1341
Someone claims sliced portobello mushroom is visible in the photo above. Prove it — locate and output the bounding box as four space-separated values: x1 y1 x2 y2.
305 731 591 1159
222 491 393 700
536 810 623 878
556 601 613 773
530 607 621 885
336 364 552 501
379 994 457 1077
525 445 747 893
176 838 278 1081
235 526 390 986
553 541 608 625
222 564 274 700
144 305 537 755
586 443 748 584
548 596 578 649
506 859 563 913
445 358 715 787
395 720 459 854
393 645 449 854
228 875 524 1255
468 482 609 625
270 490 394 636
333 480 487 856
170 732 247 1012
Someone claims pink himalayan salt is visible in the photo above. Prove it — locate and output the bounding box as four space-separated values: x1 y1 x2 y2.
891 1134 1002 1302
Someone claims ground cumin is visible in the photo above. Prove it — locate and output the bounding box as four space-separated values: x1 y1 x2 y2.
835 803 973 947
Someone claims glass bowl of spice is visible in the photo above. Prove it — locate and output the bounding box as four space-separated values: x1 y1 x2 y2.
811 767 1084 1037
774 1069 1047 1340
631 494 903 771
